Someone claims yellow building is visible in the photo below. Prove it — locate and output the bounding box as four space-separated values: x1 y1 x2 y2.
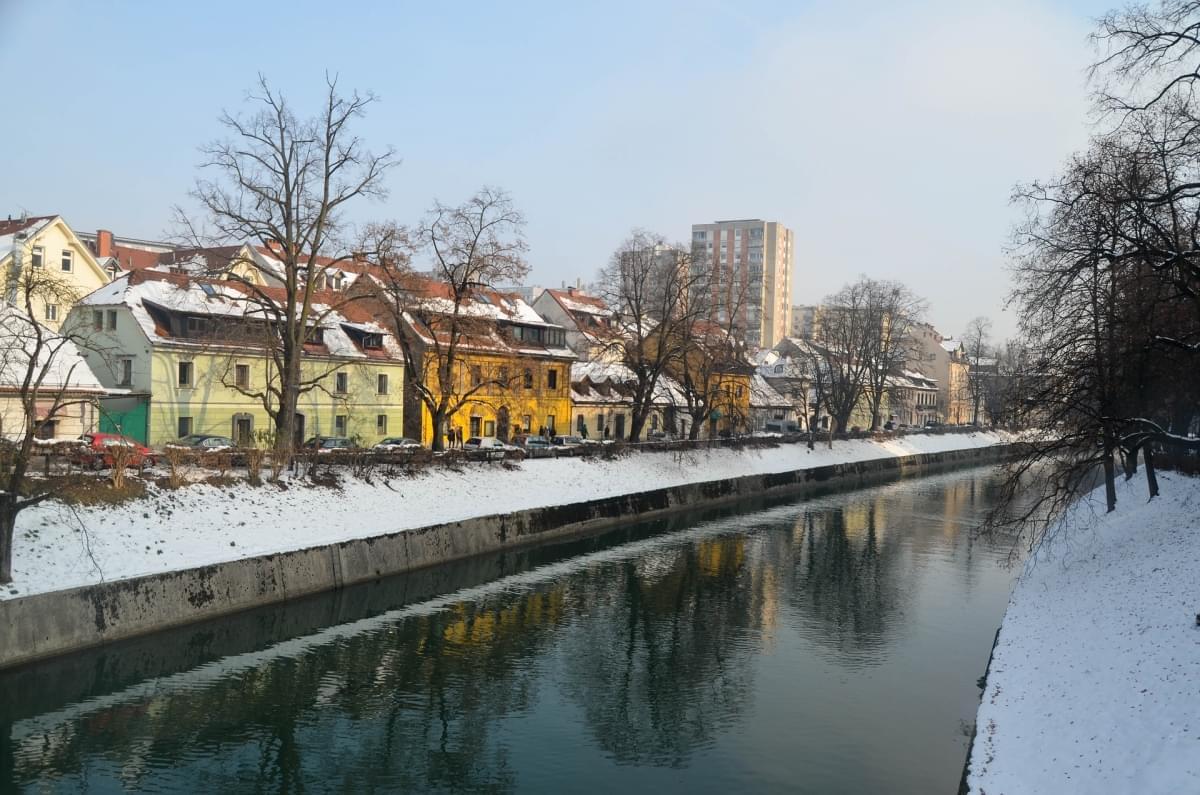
348 275 575 446
0 214 113 329
66 269 404 446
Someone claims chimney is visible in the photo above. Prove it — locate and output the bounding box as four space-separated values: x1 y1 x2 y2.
567 285 575 296
97 229 114 258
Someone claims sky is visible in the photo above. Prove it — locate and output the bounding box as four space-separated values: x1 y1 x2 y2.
0 0 1114 341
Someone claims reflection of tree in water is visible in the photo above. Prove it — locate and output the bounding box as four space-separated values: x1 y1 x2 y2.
559 535 770 767
9 588 570 793
791 499 907 664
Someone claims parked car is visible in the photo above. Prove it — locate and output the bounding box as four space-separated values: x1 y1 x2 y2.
167 434 236 451
374 437 422 451
463 436 521 459
551 435 586 450
301 436 356 453
71 433 157 469
513 434 557 458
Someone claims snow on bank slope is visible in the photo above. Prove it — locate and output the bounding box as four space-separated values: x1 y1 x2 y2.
968 471 1200 794
3 432 1007 601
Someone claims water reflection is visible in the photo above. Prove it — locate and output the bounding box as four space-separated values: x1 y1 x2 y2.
4 467 1021 794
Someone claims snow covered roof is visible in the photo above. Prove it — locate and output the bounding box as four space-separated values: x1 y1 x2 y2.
0 215 57 262
77 271 404 361
749 374 791 408
0 307 108 393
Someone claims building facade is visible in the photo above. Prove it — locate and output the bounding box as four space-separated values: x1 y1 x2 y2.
0 215 113 330
67 270 405 446
690 219 794 350
907 322 970 424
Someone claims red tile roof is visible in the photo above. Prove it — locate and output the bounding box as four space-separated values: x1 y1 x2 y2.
0 215 55 237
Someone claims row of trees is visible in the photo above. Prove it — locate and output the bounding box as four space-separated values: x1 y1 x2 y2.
993 0 1200 538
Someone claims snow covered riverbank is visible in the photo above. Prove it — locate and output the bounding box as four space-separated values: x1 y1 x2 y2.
967 470 1200 794
3 431 1009 602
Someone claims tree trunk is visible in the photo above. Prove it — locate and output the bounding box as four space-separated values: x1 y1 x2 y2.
1144 445 1159 498
1102 449 1118 513
431 406 447 451
0 495 16 585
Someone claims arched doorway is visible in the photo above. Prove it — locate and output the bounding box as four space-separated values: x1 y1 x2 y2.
496 406 511 442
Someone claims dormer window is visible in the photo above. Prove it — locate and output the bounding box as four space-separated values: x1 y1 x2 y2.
307 327 325 345
362 333 383 350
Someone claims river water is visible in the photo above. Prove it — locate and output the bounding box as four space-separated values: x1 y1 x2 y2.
2 466 1021 793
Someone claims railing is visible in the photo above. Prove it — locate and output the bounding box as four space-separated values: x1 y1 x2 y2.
4 424 998 487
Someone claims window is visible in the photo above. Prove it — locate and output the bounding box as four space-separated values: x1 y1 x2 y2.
307 327 325 345
235 363 250 389
362 333 383 350
523 369 533 390
774 364 784 374
484 419 495 436
186 316 205 335
119 358 133 386
334 415 347 436
470 415 482 436
178 416 193 437
45 304 58 321
376 414 388 433
736 385 744 398
106 310 117 330
471 365 483 387
31 246 43 268
377 373 389 395
60 250 73 272
178 361 193 387
596 415 604 433
335 372 348 394
522 414 533 433
499 366 510 389
547 369 558 390
577 414 585 433
92 310 104 331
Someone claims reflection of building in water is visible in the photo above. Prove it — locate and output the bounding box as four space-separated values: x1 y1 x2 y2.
441 589 566 647
840 498 887 543
697 537 745 578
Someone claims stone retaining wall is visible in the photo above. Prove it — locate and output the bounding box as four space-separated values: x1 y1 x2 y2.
0 445 1007 670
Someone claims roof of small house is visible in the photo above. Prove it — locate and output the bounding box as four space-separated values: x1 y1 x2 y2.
0 306 108 393
0 215 57 262
77 270 403 361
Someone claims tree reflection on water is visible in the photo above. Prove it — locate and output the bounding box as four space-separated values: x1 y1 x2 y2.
5 470 1015 793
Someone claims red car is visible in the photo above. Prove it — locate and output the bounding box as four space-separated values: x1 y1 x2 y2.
72 433 158 469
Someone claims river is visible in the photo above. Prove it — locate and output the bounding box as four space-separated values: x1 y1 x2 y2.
2 465 1020 793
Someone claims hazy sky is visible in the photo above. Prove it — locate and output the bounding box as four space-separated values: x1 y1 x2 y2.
1 0 1113 340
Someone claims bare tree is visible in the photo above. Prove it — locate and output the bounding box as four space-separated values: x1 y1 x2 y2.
0 266 103 583
808 280 878 434
596 232 704 442
173 74 396 456
364 189 529 451
670 259 754 439
962 316 994 425
860 279 927 430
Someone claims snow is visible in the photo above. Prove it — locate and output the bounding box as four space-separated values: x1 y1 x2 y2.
0 308 107 392
1 431 1010 601
967 471 1200 794
78 274 404 360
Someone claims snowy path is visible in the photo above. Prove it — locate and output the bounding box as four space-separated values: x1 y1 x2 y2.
968 470 1200 794
3 432 1008 602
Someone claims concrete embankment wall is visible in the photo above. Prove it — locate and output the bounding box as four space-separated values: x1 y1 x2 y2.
0 445 1007 670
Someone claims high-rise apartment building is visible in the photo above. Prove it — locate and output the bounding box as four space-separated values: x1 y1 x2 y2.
790 304 820 340
691 219 793 349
